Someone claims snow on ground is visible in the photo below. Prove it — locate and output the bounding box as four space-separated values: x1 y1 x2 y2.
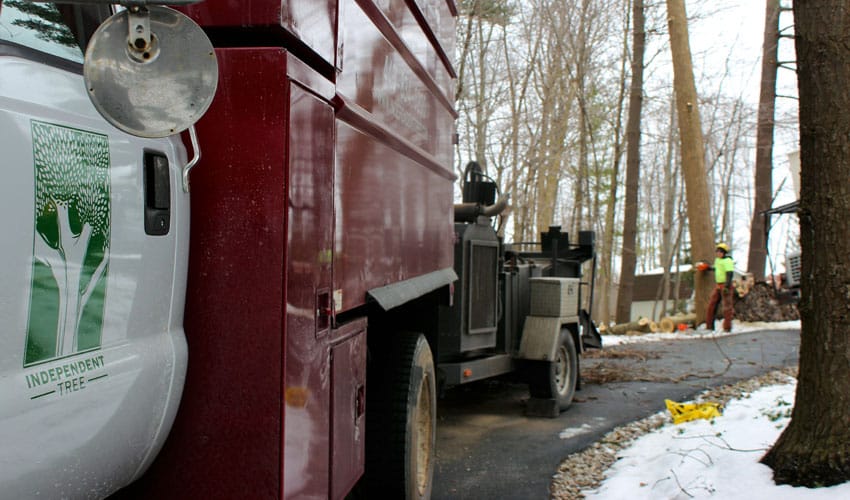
601 320 801 347
579 320 850 498
582 372 850 499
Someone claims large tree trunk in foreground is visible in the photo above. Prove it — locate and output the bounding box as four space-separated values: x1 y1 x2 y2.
761 0 850 487
747 0 780 282
665 0 715 323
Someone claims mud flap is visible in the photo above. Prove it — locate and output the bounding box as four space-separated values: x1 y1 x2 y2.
526 398 560 418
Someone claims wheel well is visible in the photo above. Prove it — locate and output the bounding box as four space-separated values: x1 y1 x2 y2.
565 322 582 354
365 288 444 354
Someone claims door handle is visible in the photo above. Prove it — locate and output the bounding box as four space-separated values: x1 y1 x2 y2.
144 152 171 235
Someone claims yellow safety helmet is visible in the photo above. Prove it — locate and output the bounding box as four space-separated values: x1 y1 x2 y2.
716 243 730 253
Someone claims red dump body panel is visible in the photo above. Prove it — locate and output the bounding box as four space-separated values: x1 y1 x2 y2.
125 1 457 499
333 0 456 310
182 0 339 65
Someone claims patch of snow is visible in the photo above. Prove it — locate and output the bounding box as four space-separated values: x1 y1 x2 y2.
601 320 801 347
583 377 850 499
559 422 596 440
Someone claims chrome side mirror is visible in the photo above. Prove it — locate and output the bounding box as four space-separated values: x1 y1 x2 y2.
83 3 218 138
29 1 218 137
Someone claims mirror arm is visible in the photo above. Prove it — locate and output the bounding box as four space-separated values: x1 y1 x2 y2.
182 125 201 193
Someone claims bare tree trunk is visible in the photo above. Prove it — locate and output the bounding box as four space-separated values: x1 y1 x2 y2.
474 18 498 164
665 0 715 323
574 93 588 236
498 14 539 237
567 0 593 237
711 97 746 244
615 0 645 323
658 95 678 319
747 0 780 282
761 0 850 487
598 0 631 325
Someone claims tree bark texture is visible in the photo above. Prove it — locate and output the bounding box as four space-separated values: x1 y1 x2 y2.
747 0 780 282
761 0 850 487
665 0 715 323
615 0 645 323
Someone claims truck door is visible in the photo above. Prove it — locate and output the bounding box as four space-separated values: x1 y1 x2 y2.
0 4 189 498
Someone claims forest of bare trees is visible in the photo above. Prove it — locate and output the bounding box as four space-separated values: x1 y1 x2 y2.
456 0 850 487
454 0 799 325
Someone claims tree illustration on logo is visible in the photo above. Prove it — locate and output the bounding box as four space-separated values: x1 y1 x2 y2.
25 121 110 365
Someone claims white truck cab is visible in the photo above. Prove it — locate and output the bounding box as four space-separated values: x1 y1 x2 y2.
0 2 189 497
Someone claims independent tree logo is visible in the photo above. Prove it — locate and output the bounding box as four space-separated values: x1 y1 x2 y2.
25 121 111 366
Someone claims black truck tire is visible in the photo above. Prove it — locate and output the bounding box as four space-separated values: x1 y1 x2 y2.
361 332 436 499
528 328 578 410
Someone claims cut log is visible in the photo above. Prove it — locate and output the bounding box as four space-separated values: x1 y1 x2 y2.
735 274 755 297
649 321 660 333
608 320 652 335
659 313 697 333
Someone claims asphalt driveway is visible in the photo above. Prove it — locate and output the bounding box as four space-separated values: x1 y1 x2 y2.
432 328 801 499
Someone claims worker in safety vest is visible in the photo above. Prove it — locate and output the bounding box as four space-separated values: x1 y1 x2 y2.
697 243 735 331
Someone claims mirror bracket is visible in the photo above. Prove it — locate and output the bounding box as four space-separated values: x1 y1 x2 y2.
126 6 158 62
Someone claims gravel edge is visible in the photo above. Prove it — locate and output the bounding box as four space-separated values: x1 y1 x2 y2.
549 367 799 499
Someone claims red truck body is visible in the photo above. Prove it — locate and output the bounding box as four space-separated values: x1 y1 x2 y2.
121 1 457 498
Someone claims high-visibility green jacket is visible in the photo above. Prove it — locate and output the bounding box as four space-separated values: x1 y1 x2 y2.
714 256 735 285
